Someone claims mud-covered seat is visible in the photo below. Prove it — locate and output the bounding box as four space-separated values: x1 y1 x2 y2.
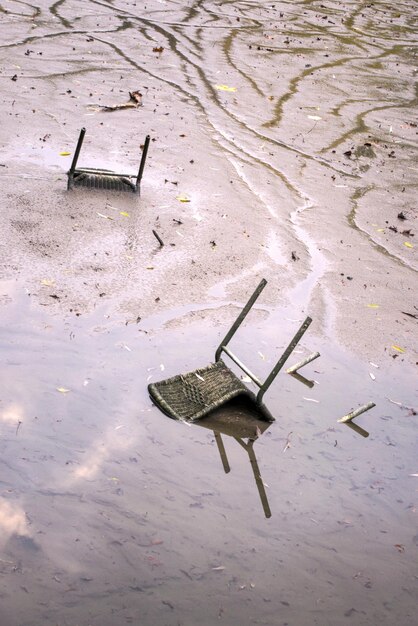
148 359 270 422
148 279 313 423
67 128 150 194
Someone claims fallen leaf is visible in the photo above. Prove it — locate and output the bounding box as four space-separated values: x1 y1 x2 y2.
366 304 379 308
391 345 405 353
404 241 413 248
41 279 55 287
215 84 237 92
59 151 71 156
176 194 190 203
57 387 70 394
120 211 130 217
394 544 405 553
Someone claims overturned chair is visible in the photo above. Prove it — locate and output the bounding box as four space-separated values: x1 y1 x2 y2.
148 279 314 423
67 127 150 193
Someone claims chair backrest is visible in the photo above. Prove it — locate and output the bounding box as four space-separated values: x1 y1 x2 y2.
215 279 312 405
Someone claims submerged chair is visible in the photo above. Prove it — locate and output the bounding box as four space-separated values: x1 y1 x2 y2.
148 279 313 423
67 128 150 193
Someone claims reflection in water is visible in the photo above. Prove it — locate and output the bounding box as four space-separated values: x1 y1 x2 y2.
192 398 273 518
0 499 29 548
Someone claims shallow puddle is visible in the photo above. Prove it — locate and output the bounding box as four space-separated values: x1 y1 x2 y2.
1 279 417 625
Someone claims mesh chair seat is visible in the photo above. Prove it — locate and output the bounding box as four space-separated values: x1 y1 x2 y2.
148 360 258 422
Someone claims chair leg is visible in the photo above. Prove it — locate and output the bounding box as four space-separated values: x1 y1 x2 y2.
256 316 312 405
135 135 150 194
215 278 267 362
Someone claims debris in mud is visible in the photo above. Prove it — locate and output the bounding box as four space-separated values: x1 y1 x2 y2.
355 143 376 158
397 212 407 220
291 251 299 261
153 46 164 54
11 74 17 81
152 229 164 247
401 310 418 320
91 90 143 112
215 84 237 92
337 402 375 424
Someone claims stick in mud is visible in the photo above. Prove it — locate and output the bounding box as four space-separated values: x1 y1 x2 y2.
286 351 320 374
337 402 376 424
152 230 164 247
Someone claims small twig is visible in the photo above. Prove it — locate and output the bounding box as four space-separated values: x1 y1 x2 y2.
16 420 22 436
337 402 375 424
282 431 293 452
152 229 164 247
286 351 320 374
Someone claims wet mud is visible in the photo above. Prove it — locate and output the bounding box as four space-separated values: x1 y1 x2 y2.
0 1 417 625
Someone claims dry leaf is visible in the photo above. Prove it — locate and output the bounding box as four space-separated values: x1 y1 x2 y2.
120 211 130 217
176 194 190 203
215 84 237 92
404 241 413 248
59 151 71 156
391 345 405 353
366 304 379 309
57 387 70 394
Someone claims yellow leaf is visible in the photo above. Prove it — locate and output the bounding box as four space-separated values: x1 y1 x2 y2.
120 211 130 217
391 345 405 353
404 241 413 248
59 151 71 156
176 194 190 203
57 387 70 393
215 84 237 92
366 304 379 308
41 279 55 287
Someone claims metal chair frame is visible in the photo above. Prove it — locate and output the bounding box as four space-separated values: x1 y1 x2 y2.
67 128 150 194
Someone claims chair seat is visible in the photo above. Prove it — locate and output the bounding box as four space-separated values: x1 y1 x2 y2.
148 359 260 422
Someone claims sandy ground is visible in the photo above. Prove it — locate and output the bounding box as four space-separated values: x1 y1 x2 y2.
0 0 416 365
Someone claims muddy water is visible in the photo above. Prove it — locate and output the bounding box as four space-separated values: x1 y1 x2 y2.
1 280 417 626
1 1 418 625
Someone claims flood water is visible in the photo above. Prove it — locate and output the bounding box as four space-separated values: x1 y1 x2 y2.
1 279 417 625
1 1 417 625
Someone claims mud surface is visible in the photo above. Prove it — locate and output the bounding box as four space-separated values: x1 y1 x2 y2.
0 1 417 625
